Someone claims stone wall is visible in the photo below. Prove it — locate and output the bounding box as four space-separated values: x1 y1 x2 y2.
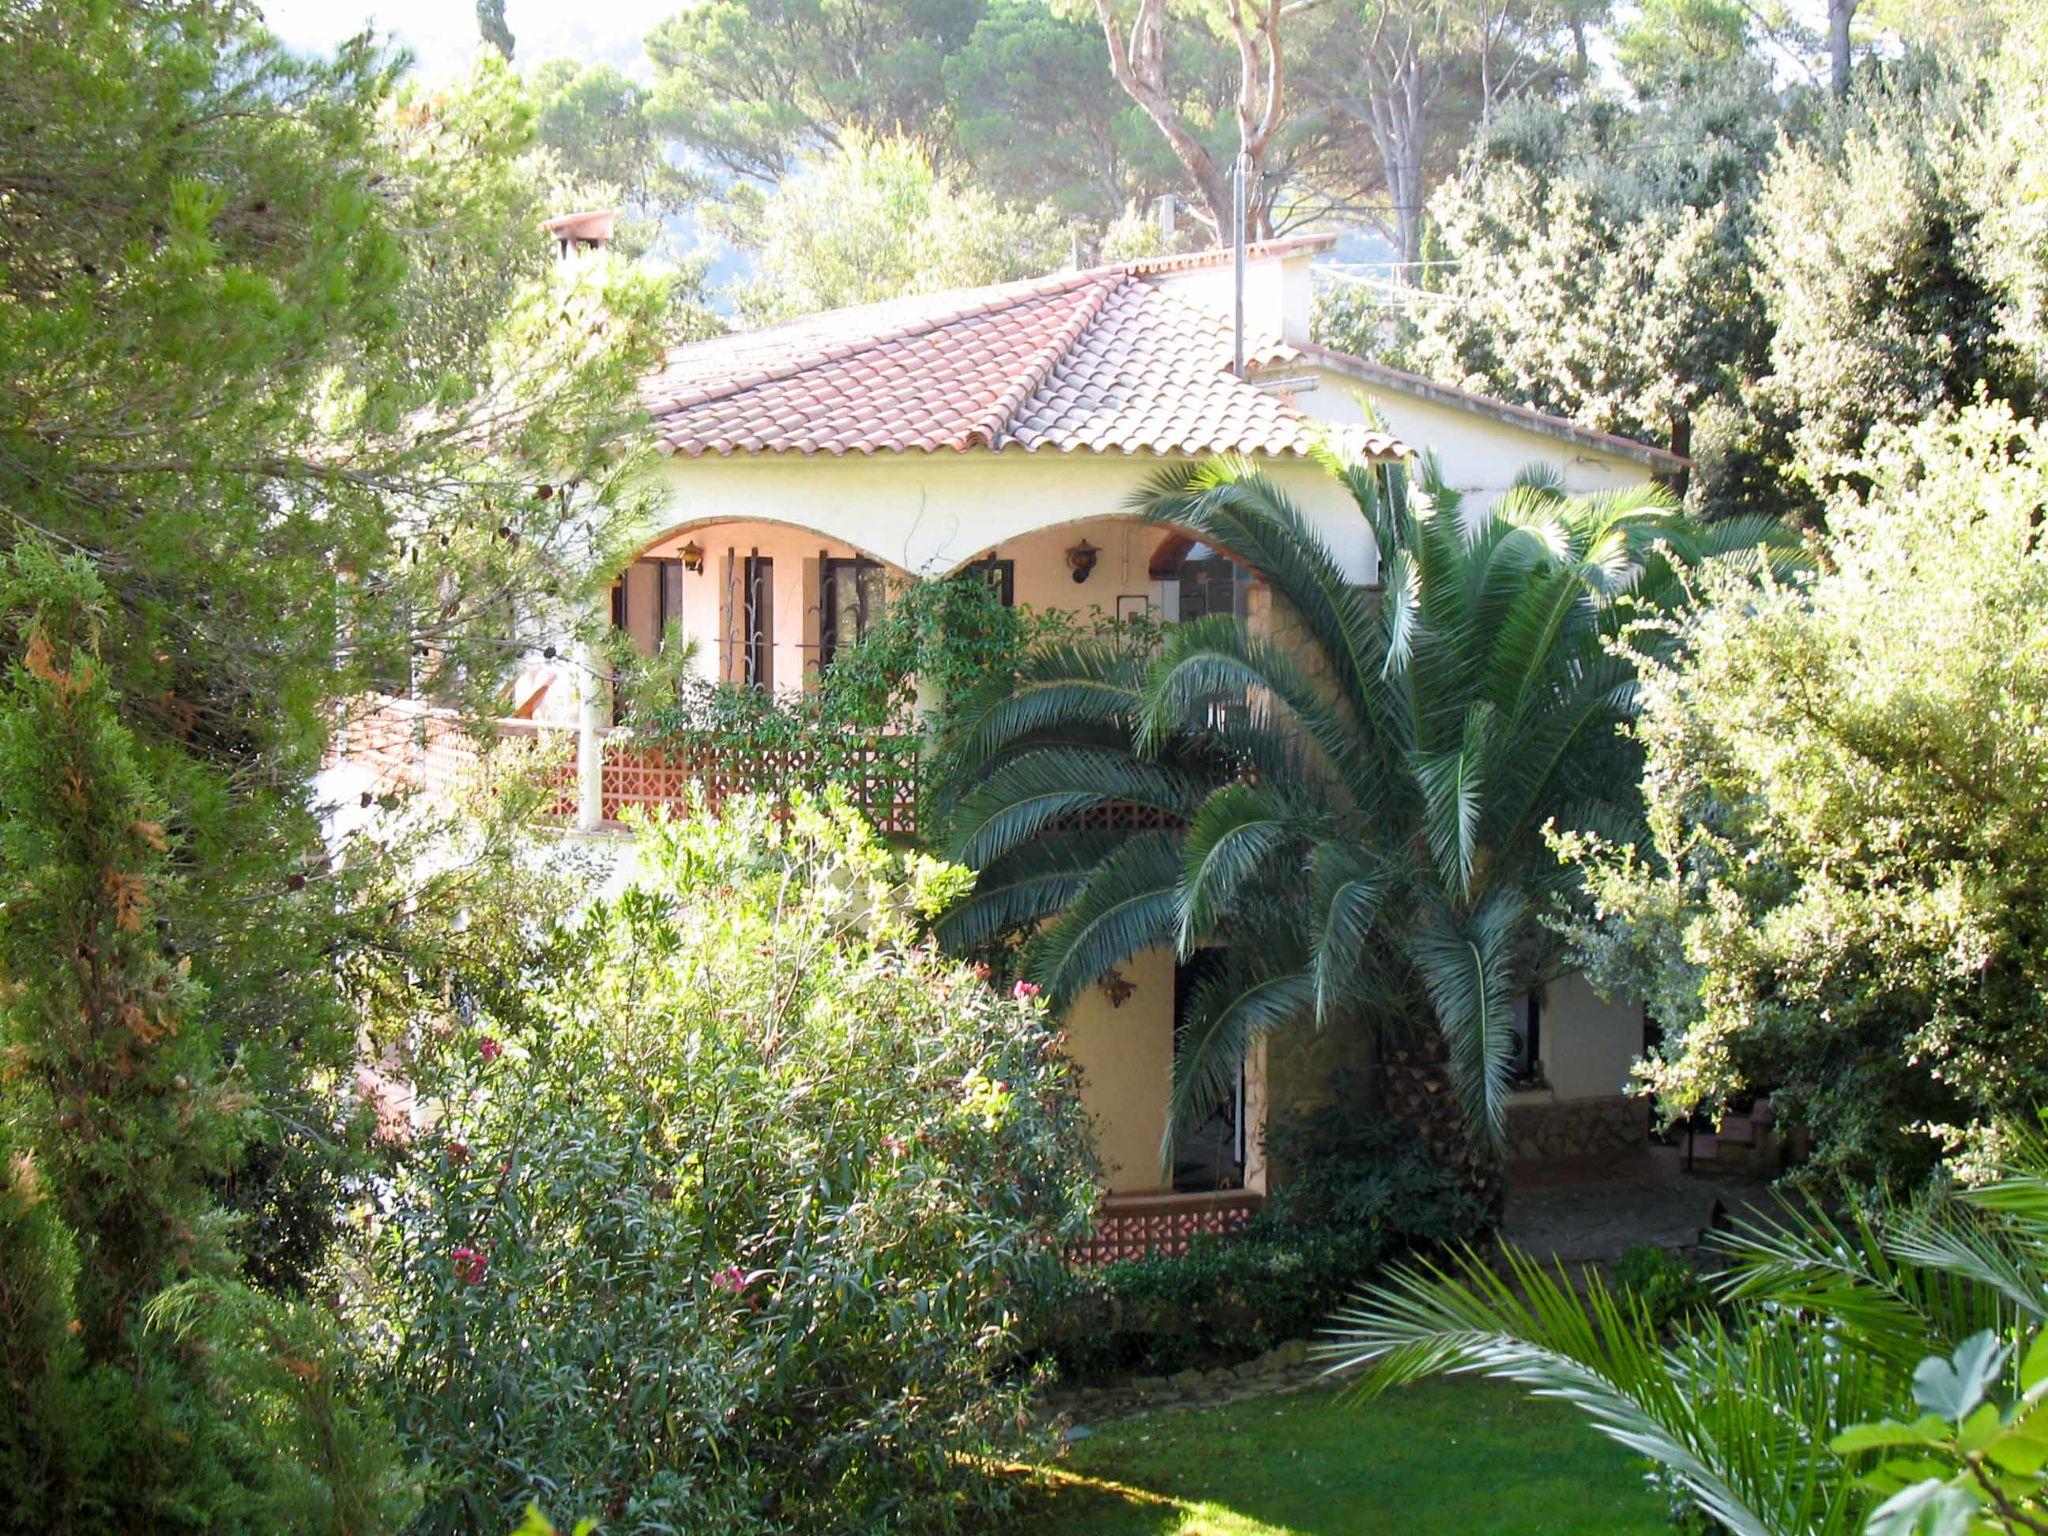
1505 1094 1650 1164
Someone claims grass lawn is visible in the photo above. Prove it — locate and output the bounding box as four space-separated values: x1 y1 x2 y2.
1011 1377 1666 1536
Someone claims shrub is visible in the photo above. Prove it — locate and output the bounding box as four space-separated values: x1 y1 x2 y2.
1045 1093 1483 1380
361 795 1099 1535
1046 1229 1395 1379
1252 1080 1486 1245
0 547 411 1534
1610 1243 1715 1332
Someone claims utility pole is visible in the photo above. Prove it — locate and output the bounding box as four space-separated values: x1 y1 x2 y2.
1232 155 1248 379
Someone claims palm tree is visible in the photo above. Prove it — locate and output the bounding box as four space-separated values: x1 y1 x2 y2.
1321 1134 2048 1535
940 451 1794 1202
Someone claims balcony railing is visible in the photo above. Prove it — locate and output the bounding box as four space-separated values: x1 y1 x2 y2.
332 694 920 839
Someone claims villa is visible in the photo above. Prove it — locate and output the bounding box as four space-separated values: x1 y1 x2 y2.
358 225 1705 1255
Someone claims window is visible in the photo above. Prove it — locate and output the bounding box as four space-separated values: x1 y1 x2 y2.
961 555 1015 607
819 556 886 670
744 555 774 689
1176 544 1245 622
1171 950 1246 1192
658 558 684 642
1508 990 1543 1087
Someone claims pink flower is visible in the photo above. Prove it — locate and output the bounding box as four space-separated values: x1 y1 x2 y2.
452 1245 488 1285
710 1265 751 1295
477 1036 503 1062
1010 979 1041 1002
446 1140 472 1165
883 1135 909 1157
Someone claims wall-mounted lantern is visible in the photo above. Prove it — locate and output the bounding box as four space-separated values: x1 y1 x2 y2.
1100 968 1136 1008
1066 538 1099 584
680 540 705 574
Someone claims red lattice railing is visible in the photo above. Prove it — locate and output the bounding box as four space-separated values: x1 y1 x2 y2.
1073 1190 1263 1266
594 736 919 837
333 696 919 838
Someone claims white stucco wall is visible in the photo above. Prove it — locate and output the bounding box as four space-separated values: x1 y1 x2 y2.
632 449 1381 584
1300 368 1656 510
1542 971 1645 1102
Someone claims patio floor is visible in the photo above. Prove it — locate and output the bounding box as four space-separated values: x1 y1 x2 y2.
1502 1151 1781 1265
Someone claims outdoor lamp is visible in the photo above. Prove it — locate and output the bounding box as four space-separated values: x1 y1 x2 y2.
680 540 705 574
1066 538 1099 583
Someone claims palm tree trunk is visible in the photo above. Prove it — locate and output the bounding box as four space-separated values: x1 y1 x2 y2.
1384 1033 1506 1221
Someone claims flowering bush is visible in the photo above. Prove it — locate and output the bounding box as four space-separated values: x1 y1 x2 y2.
361 795 1097 1534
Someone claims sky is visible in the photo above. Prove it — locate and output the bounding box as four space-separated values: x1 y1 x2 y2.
259 0 1843 84
256 0 673 78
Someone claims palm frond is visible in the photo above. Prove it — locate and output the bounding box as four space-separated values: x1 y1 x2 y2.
1164 962 1315 1161
947 747 1204 868
1176 781 1324 953
1323 1246 1877 1536
1406 888 1522 1147
1025 831 1184 1008
1414 702 1495 896
1306 840 1391 1023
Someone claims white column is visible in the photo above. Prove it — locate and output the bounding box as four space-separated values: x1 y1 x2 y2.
576 635 605 832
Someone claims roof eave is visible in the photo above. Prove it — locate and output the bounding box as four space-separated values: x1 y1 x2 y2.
1288 343 1692 474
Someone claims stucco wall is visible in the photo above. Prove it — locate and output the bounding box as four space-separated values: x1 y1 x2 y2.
1063 946 1177 1194
634 450 1381 586
1302 368 1654 510
1542 970 1645 1102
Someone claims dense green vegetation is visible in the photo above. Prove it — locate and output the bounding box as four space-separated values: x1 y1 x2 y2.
366 799 1096 1534
1558 407 2048 1185
7 0 2048 1531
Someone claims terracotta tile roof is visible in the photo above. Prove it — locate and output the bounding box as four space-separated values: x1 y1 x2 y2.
642 239 1408 462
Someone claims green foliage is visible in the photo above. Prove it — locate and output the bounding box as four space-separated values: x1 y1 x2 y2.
1614 0 1753 95
1046 1097 1479 1378
0 546 411 1534
941 0 1181 223
1253 1083 1485 1242
1369 71 1789 514
1835 1330 2048 1536
942 451 1802 1193
1556 405 2048 1185
1753 56 2040 494
361 796 1099 1535
712 130 1066 323
646 0 983 180
1610 1243 1715 1332
0 1 671 1290
1322 1118 2048 1536
527 58 712 267
1050 1230 1394 1378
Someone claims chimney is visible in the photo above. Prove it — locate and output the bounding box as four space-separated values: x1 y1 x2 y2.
539 209 615 261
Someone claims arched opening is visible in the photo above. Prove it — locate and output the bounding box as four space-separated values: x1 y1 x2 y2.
612 519 913 700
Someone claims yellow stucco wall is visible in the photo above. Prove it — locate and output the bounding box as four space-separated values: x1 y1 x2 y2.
1062 946 1178 1194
